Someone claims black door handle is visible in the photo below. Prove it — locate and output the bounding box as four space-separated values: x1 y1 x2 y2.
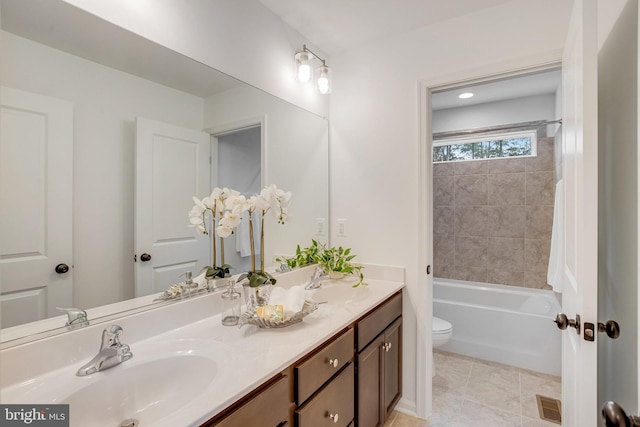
55 263 69 274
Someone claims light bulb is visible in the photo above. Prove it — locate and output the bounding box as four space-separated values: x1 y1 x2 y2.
316 65 332 94
298 64 312 83
317 76 330 94
295 51 312 83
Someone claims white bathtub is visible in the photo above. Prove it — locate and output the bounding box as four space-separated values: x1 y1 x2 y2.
433 278 561 376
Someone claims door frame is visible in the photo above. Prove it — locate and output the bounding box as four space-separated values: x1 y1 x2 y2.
416 51 563 418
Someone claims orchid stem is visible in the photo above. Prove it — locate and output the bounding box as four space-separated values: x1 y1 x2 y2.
249 211 255 272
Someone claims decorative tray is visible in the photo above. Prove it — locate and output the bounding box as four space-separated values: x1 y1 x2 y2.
238 300 321 328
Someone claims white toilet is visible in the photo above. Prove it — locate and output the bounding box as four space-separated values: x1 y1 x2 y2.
432 317 453 376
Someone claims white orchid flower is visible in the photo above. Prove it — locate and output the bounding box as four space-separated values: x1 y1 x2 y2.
254 193 271 213
192 196 205 209
189 215 204 225
216 224 233 238
201 196 214 209
227 194 250 213
210 187 223 200
220 211 242 228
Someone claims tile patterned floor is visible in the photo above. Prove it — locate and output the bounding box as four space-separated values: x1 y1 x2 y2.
383 350 562 427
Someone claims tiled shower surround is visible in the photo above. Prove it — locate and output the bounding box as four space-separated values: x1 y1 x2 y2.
433 135 555 289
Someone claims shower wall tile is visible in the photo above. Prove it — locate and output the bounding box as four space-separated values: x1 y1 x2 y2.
434 206 454 236
434 236 454 265
455 237 488 267
487 173 525 206
434 162 455 176
434 264 454 279
525 271 551 290
526 171 554 205
433 134 555 290
454 207 489 237
488 237 524 272
487 206 526 238
455 175 487 206
452 266 488 283
434 176 455 206
526 205 553 238
455 160 487 175
525 239 551 273
488 269 524 287
525 137 554 172
488 158 525 174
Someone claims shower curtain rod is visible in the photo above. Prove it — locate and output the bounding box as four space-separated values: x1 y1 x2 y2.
432 119 562 140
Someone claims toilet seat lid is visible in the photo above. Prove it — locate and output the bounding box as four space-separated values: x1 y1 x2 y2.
433 317 452 334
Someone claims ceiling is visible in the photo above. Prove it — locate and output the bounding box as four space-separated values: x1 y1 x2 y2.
257 0 513 55
431 69 562 110
257 0 561 109
1 0 241 97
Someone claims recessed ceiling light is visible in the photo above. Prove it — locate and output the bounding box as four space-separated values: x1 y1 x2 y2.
458 92 474 99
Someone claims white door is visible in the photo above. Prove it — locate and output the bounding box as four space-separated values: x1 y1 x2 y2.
135 117 210 297
560 0 599 425
0 87 73 327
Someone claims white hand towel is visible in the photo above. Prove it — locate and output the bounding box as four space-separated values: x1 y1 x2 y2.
547 179 564 293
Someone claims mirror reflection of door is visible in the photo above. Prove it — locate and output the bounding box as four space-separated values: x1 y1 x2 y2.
134 117 210 297
213 125 262 274
0 87 73 327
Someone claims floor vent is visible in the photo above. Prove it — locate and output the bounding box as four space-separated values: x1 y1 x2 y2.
536 394 562 424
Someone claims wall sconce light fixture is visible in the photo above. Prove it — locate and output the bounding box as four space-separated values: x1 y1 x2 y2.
295 45 332 94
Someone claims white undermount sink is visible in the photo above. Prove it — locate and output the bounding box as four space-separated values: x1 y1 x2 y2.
65 354 216 426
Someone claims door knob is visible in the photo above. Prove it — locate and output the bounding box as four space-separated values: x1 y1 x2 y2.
140 253 152 262
554 313 581 334
602 401 640 426
55 263 70 274
598 320 621 339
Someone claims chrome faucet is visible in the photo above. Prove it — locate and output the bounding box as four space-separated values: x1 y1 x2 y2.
76 325 133 376
305 265 329 290
57 307 89 329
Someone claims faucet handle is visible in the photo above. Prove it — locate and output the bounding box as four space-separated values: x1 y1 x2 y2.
56 307 89 328
101 325 124 349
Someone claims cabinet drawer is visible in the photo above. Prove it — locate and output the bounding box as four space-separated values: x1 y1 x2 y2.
357 292 402 351
295 327 354 405
213 375 290 427
296 363 354 427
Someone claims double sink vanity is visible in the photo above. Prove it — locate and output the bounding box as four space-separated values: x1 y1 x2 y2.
0 265 404 427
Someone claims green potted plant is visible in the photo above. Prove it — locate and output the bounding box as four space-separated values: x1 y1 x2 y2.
278 240 366 287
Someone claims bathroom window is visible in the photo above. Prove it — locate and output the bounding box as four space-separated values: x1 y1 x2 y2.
432 130 537 163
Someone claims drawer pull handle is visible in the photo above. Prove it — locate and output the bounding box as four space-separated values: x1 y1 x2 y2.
329 413 339 423
327 358 339 368
384 342 392 352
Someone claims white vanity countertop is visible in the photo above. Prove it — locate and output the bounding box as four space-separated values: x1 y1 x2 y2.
0 264 404 427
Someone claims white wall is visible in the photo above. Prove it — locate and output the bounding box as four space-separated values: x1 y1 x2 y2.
432 93 556 133
62 0 329 118
217 127 262 273
1 31 204 309
329 0 573 416
204 84 330 267
597 0 638 413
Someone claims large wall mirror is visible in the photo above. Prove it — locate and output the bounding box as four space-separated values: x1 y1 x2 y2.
0 0 329 344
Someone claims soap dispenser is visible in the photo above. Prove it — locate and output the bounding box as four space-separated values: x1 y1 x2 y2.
181 271 198 297
221 279 241 326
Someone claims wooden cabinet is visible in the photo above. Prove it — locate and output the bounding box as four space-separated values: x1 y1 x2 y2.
200 291 402 427
296 363 355 427
295 328 354 405
356 292 402 427
204 373 291 427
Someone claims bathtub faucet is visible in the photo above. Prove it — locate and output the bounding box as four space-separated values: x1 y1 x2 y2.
305 266 329 290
